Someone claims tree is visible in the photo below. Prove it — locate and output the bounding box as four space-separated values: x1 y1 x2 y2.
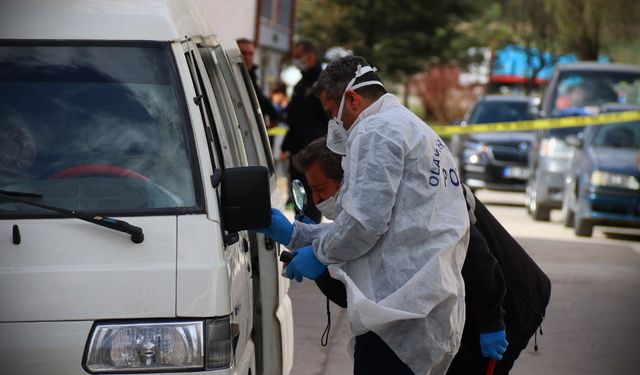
295 0 349 55
491 0 561 94
295 0 483 80
546 0 640 61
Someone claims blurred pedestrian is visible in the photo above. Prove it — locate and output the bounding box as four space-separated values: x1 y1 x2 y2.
270 82 288 120
280 39 328 222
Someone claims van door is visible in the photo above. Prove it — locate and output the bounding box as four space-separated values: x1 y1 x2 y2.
182 40 256 373
204 40 293 375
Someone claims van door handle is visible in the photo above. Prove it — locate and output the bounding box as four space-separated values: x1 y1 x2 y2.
264 236 274 250
242 237 249 253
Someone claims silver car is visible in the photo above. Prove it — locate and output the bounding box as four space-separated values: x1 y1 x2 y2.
526 62 640 221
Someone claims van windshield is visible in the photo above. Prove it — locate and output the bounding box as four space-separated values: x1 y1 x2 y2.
0 44 199 215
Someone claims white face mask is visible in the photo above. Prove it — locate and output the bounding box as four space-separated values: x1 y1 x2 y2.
325 65 385 155
316 193 338 220
326 118 348 154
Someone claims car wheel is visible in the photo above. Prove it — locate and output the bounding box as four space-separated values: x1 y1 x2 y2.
524 183 532 214
529 176 551 221
561 191 574 227
532 204 551 221
574 216 593 237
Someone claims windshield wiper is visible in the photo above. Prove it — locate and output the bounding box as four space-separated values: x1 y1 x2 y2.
0 190 144 243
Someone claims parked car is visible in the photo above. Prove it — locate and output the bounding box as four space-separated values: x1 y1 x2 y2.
451 95 537 192
526 62 640 221
0 1 293 374
561 105 640 237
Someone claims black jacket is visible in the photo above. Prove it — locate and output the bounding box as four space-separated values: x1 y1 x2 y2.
447 223 506 375
448 195 551 375
281 64 328 155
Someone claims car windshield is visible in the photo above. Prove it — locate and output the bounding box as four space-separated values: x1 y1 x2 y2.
0 44 199 215
590 121 640 149
467 100 534 124
551 69 640 116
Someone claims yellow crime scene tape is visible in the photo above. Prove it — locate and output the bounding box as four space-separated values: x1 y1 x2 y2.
432 110 640 136
266 126 289 136
267 110 640 138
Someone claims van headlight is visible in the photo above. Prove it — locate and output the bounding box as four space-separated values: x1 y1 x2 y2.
84 317 233 373
590 170 640 190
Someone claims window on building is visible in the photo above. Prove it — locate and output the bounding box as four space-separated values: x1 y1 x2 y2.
262 0 273 19
278 0 292 28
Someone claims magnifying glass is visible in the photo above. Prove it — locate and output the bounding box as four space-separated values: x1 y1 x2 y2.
280 180 309 268
291 179 307 218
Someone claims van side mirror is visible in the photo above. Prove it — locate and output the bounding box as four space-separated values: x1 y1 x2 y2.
221 166 271 233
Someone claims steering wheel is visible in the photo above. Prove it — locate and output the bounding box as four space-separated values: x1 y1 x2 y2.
50 164 149 180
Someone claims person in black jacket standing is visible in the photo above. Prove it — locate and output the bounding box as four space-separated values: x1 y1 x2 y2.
280 40 328 223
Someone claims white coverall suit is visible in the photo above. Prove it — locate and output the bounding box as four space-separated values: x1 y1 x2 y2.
290 93 470 374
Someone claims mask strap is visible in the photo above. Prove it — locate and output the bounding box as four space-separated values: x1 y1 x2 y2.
351 80 385 91
336 65 383 120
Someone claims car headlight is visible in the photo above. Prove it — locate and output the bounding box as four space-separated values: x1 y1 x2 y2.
540 138 571 158
84 317 233 373
590 170 640 190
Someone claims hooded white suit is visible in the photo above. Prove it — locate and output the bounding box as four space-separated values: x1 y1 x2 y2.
290 93 469 375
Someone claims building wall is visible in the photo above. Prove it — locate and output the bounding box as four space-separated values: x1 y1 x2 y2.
193 0 295 96
193 0 256 42
257 0 295 94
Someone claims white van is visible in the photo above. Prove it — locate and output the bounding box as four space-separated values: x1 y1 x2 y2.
0 1 294 374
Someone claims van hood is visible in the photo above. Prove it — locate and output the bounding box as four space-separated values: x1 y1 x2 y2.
589 147 640 175
0 217 177 322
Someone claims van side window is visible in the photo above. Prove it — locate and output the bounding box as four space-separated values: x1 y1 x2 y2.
195 46 248 167
210 45 275 173
184 48 226 170
234 59 276 172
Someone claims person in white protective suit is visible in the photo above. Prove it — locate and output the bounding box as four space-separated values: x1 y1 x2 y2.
256 55 470 375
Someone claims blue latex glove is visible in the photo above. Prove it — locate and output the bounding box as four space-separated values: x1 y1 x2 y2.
285 245 327 282
479 330 508 360
252 208 293 245
295 213 317 224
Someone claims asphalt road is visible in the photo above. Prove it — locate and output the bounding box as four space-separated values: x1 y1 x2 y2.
286 190 640 375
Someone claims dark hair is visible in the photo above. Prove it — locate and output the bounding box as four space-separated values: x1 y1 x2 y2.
295 39 319 55
271 82 287 95
236 38 253 46
292 137 343 182
312 55 386 101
